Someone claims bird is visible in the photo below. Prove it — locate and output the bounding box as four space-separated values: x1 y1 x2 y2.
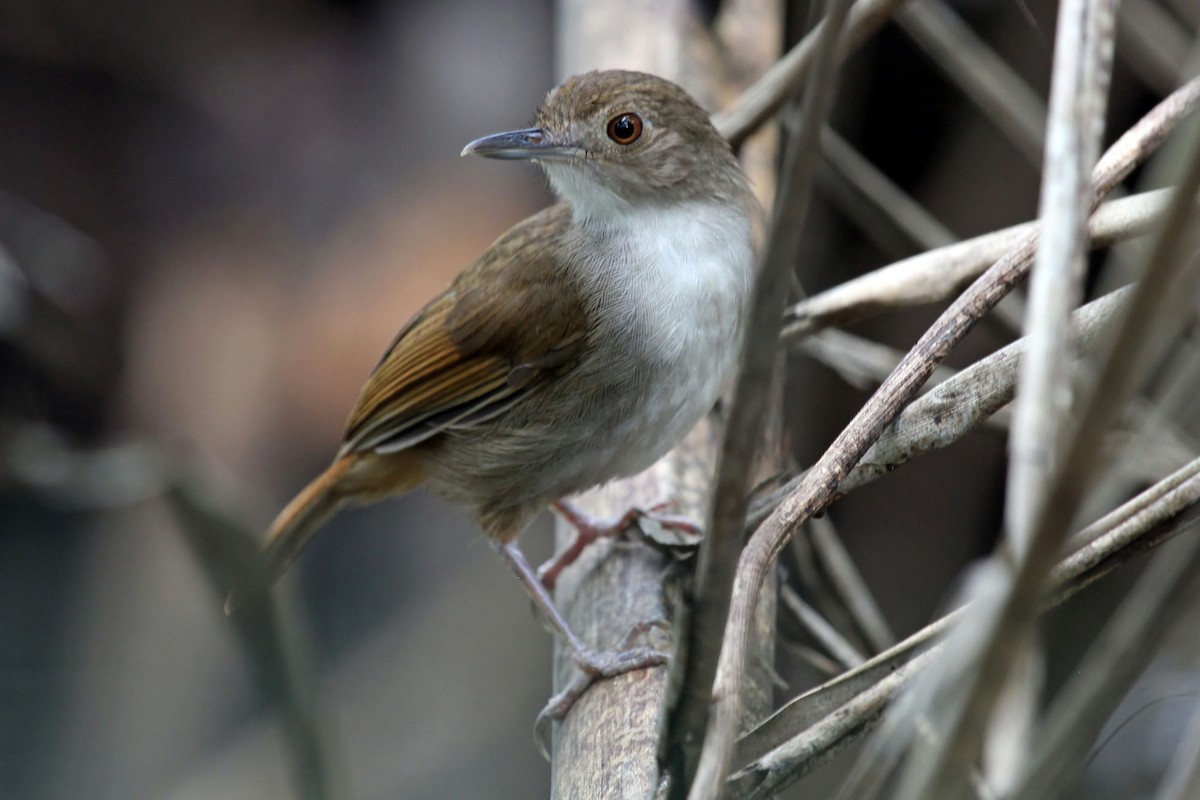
249 69 759 710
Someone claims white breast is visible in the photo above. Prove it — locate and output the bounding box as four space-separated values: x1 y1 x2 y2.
577 202 756 478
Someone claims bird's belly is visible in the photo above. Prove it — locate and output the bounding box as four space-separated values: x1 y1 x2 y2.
590 342 727 479
426 206 753 516
555 286 742 488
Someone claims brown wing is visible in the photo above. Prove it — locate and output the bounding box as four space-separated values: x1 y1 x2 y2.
339 205 586 456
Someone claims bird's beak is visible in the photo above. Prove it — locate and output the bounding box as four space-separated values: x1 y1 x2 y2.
460 127 579 161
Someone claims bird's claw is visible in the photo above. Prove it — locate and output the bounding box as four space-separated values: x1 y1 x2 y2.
532 620 671 758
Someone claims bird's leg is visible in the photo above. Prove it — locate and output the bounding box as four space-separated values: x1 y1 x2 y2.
493 540 669 724
538 499 701 591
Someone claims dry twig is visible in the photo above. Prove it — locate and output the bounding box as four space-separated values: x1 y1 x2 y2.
732 455 1200 796
782 187 1172 341
894 112 1200 800
691 74 1200 800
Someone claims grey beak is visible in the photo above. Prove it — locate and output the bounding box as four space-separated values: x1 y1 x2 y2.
460 127 578 161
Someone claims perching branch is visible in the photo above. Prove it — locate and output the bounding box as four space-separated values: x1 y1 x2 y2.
549 2 782 798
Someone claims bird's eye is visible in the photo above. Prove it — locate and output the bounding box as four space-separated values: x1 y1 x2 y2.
606 113 643 145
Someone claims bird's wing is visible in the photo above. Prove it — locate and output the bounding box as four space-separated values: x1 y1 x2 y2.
339 205 586 456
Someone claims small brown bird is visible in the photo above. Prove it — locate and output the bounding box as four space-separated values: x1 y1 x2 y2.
256 70 758 697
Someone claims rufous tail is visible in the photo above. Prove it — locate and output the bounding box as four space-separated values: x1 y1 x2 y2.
262 454 357 580
225 452 426 615
223 456 355 615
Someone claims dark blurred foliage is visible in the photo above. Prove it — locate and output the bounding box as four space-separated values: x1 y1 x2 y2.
0 0 1193 798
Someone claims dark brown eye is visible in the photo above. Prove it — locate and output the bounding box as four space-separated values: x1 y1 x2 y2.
606 113 643 144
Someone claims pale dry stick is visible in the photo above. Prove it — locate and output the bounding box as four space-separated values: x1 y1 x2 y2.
736 610 961 768
739 644 948 799
713 0 913 146
691 76 1200 800
811 291 1188 494
896 0 1047 166
982 635 1040 797
1117 0 1193 95
896 117 1200 800
757 288 1186 527
781 187 1173 341
1005 0 1119 561
734 463 1200 797
842 288 1130 494
1051 456 1200 597
668 0 854 792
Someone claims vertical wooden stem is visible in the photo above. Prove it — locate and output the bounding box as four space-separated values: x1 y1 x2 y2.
549 3 782 797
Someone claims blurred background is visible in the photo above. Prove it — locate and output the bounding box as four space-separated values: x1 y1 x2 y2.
0 0 1194 798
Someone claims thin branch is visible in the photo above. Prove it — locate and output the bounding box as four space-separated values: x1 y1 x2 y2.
841 286 1129 495
737 644 947 798
713 0 913 146
1051 456 1200 598
781 187 1172 342
736 610 960 770
1005 0 1118 561
669 0 854 792
797 327 961 393
897 99 1200 800
896 0 1047 166
756 287 1190 530
693 75 1200 800
816 126 1030 333
733 458 1200 796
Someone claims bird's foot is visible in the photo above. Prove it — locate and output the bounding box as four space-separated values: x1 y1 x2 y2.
539 500 701 591
534 621 670 755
